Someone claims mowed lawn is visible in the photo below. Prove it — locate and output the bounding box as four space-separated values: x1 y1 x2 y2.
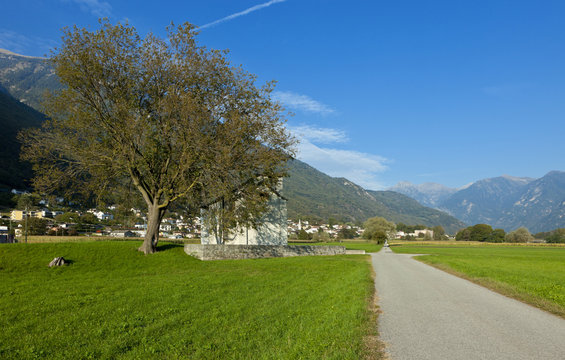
391 242 565 318
0 242 379 359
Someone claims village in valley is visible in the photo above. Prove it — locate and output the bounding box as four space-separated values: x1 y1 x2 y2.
1 188 368 241
1 187 443 244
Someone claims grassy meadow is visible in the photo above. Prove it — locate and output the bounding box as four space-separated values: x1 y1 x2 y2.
391 241 565 318
0 241 381 359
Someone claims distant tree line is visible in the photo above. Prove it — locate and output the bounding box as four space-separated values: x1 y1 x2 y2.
456 224 535 243
395 223 426 233
534 228 565 243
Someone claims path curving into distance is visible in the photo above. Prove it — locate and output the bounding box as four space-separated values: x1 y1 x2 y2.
372 247 565 360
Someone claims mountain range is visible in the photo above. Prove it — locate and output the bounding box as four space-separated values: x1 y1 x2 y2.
390 173 565 233
0 49 60 111
284 160 466 233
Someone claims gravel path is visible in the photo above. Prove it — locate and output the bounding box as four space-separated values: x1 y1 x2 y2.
372 247 565 360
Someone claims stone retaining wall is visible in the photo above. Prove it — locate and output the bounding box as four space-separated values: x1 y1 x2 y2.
184 244 347 260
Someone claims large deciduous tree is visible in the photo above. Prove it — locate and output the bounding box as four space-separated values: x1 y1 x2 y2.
20 20 295 254
362 216 396 244
505 227 533 243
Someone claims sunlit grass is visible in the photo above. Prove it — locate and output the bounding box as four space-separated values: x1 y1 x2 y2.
392 243 565 317
0 241 381 359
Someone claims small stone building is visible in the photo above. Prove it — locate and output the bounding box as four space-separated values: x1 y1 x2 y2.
200 181 287 246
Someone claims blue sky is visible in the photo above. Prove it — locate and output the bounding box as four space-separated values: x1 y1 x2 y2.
2 0 565 189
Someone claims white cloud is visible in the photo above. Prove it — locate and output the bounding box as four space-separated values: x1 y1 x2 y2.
199 0 287 30
0 30 57 57
64 0 112 17
290 125 389 190
289 125 348 144
273 91 335 115
297 139 389 190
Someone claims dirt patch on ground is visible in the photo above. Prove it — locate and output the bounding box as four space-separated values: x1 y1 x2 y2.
364 259 387 360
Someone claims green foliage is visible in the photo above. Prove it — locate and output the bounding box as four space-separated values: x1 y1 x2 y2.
297 229 312 240
0 242 376 359
392 243 565 317
54 212 80 223
396 222 427 233
79 213 98 224
456 227 471 241
311 231 330 242
15 193 41 210
506 227 534 243
470 224 494 242
338 227 358 239
491 228 506 243
456 224 506 243
432 225 445 240
363 216 395 244
26 217 49 235
535 228 565 243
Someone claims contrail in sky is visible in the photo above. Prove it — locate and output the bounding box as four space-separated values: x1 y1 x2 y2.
199 0 287 30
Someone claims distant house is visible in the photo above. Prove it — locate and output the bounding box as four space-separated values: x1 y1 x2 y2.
397 229 434 239
110 230 136 238
0 225 13 243
413 229 434 238
200 180 287 246
159 223 172 232
87 209 114 221
11 210 50 221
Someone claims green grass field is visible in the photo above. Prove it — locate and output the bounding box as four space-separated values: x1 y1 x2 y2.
391 242 565 318
0 241 380 359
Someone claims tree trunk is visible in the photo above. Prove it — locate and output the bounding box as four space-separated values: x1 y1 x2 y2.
139 203 165 254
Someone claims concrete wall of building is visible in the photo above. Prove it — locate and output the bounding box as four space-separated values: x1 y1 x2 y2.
201 184 288 246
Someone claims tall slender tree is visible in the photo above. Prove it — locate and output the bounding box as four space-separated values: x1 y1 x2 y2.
20 20 295 253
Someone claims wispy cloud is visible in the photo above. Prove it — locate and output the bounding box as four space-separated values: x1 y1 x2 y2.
64 0 112 17
289 125 348 144
0 29 57 57
290 125 389 190
273 91 335 115
199 0 287 30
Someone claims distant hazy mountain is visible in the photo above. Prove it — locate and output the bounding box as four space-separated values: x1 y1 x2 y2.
439 175 534 227
393 173 565 232
494 172 565 233
389 181 458 207
0 49 60 111
284 160 467 234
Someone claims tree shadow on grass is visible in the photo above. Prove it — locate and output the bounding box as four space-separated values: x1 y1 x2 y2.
157 243 184 252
